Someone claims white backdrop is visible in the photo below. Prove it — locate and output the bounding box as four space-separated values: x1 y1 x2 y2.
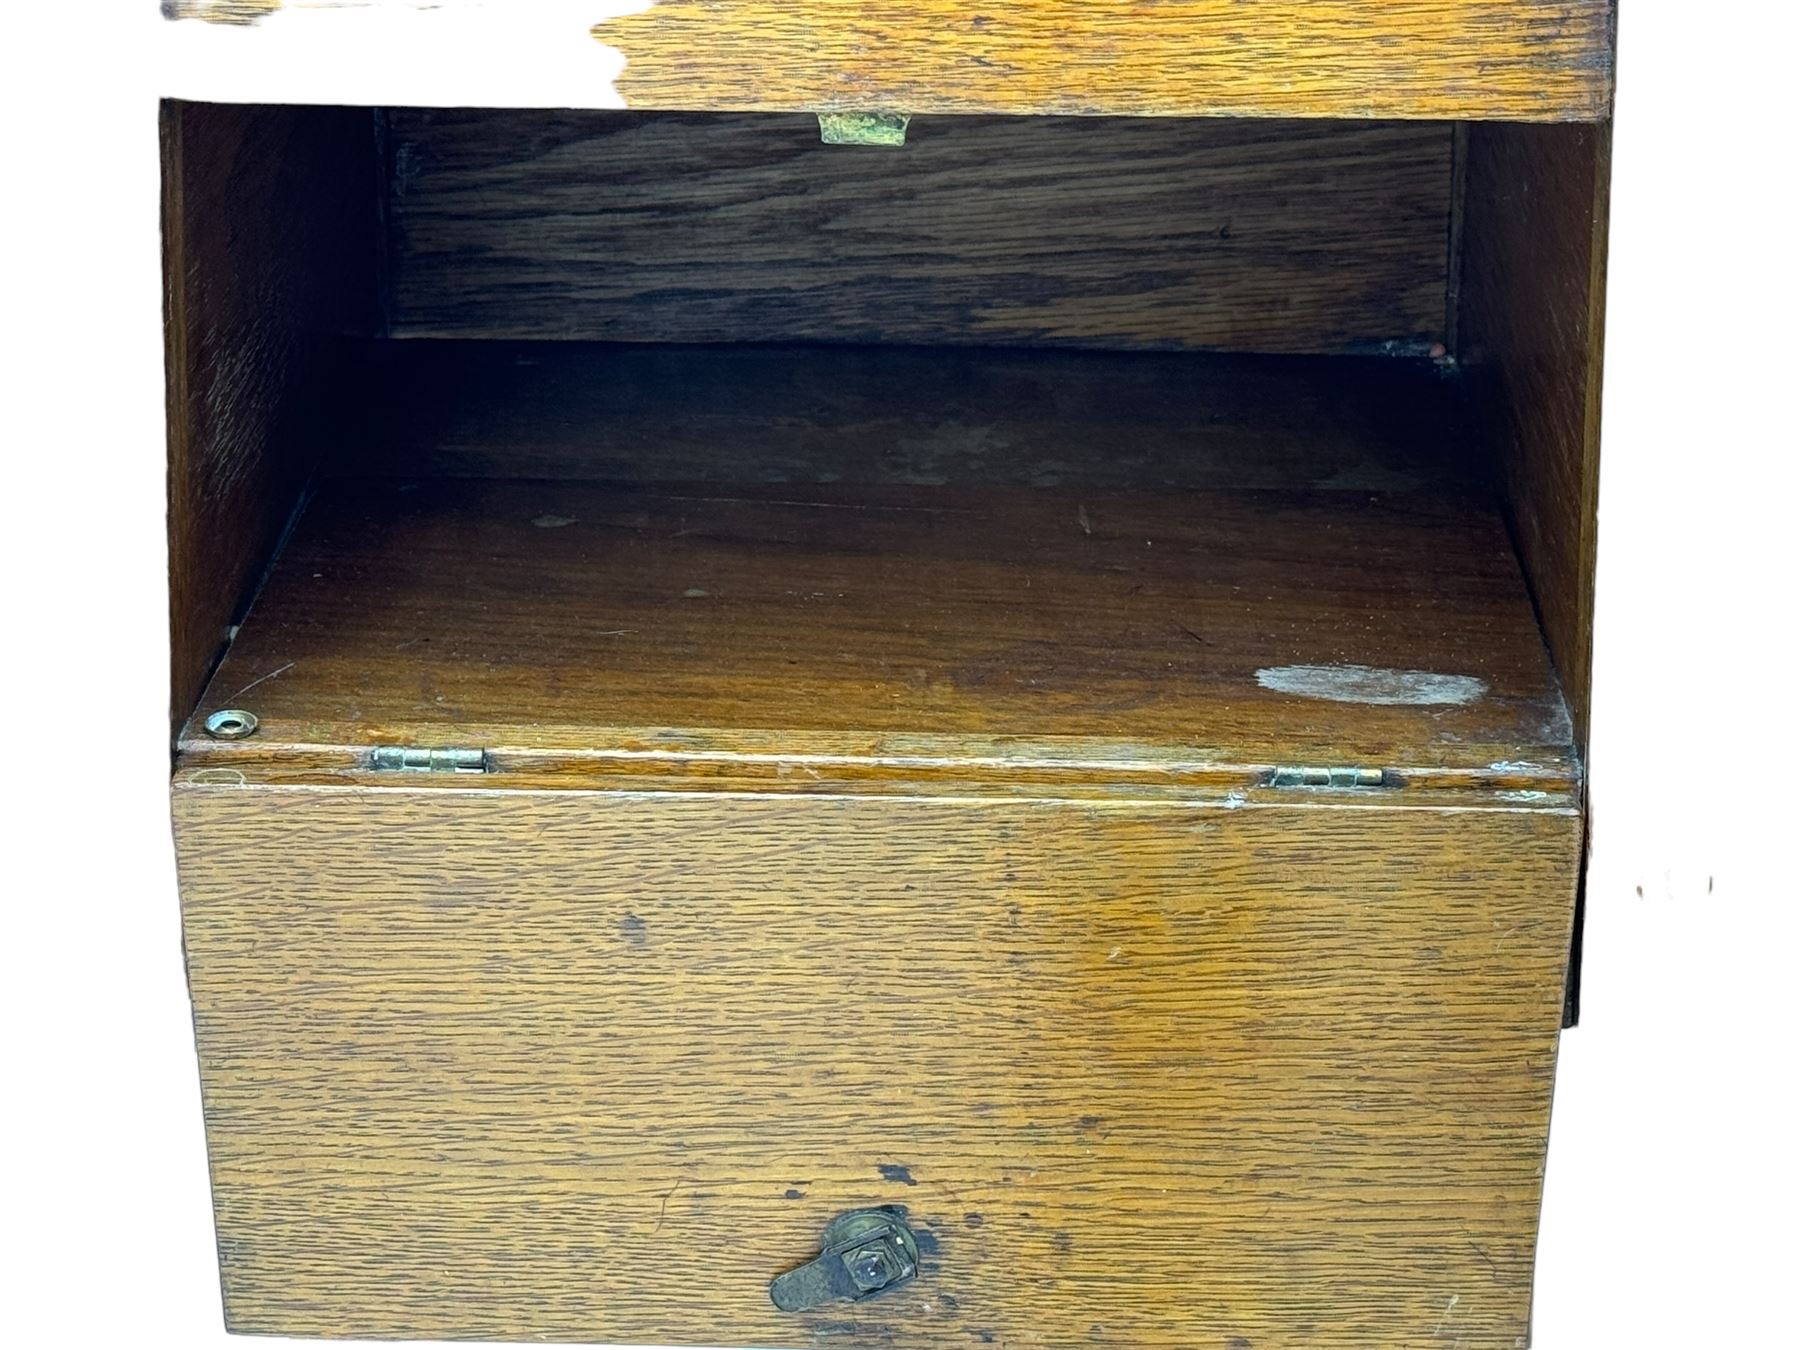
4 4 1794 1346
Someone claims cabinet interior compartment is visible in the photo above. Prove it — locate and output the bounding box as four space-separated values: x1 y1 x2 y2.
165 102 1604 785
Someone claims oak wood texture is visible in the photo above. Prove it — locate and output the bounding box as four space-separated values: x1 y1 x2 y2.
163 101 378 732
173 783 1579 1347
158 93 1605 1350
386 111 1453 354
597 1 1615 122
1457 122 1611 748
179 464 1576 796
158 1 1617 122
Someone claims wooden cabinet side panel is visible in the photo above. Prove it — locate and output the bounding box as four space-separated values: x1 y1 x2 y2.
175 786 1577 1349
1457 121 1611 749
163 101 379 733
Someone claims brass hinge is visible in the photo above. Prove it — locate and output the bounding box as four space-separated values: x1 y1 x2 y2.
1267 766 1392 789
370 746 489 774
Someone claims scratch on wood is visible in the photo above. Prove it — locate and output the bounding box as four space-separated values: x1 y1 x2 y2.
1467 1236 1499 1276
227 660 295 701
1433 1293 1462 1336
1255 664 1488 707
650 1179 681 1235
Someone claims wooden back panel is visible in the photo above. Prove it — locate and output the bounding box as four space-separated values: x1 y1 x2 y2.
385 112 1454 354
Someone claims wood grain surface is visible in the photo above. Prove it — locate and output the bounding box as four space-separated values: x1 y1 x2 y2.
174 784 1579 1347
163 101 378 733
596 0 1615 122
158 82 1604 1350
1457 122 1611 748
179 472 1576 794
386 112 1453 354
162 3 1612 122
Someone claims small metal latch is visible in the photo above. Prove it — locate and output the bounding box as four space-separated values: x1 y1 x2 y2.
370 746 488 774
817 111 911 146
770 1208 920 1313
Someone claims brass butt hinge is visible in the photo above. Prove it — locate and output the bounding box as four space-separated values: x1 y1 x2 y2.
370 746 489 774
1267 766 1393 789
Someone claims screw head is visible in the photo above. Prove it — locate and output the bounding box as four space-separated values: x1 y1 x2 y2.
204 709 259 740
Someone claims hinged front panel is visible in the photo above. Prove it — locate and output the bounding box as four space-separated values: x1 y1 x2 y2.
175 783 1578 1348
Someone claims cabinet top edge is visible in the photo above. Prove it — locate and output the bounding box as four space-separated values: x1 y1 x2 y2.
159 0 1614 124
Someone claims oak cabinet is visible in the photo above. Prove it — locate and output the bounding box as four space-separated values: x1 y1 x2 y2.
163 6 1613 1344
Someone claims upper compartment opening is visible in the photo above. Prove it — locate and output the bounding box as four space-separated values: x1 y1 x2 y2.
164 101 1607 791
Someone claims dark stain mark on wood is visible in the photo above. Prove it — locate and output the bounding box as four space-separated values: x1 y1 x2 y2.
784 1188 806 1200
878 1164 917 1186
619 913 648 946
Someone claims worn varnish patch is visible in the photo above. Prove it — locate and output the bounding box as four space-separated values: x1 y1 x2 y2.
1256 664 1489 707
164 0 283 22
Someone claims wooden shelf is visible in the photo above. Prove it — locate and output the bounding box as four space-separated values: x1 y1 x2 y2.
181 344 1575 801
160 1 1614 123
